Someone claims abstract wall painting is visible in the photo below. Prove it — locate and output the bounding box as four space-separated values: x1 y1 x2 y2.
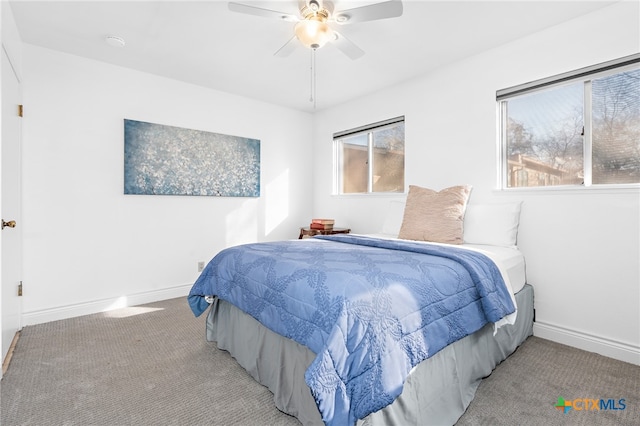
124 119 260 197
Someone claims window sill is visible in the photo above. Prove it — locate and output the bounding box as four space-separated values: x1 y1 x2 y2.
493 184 640 196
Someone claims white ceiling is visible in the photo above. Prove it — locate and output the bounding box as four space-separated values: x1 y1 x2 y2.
9 0 618 112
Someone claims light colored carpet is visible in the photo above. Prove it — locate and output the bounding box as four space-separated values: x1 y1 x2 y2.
1 298 299 426
456 333 640 425
2 297 638 425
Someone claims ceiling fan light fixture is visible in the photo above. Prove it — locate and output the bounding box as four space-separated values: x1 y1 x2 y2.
295 18 332 49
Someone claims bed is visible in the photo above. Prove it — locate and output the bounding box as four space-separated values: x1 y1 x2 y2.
188 187 533 425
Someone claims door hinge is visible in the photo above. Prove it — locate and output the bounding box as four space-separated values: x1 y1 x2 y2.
18 104 23 117
18 281 22 297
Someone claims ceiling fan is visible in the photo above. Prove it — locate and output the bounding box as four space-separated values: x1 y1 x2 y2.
228 0 404 60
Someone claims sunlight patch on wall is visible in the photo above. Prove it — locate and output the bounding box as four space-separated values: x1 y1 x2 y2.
265 169 290 236
105 296 128 311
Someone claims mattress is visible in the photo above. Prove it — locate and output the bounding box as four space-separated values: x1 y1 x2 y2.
361 234 527 293
207 284 534 425
461 243 526 293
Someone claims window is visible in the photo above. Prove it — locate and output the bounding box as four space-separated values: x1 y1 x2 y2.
334 117 405 194
498 54 640 189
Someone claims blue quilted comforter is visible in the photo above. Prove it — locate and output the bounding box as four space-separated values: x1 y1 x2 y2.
188 234 515 426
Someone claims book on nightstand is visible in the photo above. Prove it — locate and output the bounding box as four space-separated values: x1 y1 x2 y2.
310 223 334 230
311 218 335 225
310 218 335 230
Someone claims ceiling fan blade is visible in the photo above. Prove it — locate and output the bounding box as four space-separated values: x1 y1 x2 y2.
331 32 365 60
333 0 403 24
274 36 299 57
228 2 298 21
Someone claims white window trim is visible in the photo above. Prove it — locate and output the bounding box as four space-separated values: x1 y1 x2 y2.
497 54 640 191
333 116 405 195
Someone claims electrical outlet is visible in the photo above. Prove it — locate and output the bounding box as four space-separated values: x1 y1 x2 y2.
197 261 205 272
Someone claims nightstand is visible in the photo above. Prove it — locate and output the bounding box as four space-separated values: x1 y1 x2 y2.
298 227 351 239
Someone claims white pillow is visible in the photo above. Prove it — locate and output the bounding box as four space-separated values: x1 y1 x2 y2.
381 200 406 236
463 202 522 247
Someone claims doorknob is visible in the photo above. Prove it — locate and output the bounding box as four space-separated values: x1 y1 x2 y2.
1 219 16 230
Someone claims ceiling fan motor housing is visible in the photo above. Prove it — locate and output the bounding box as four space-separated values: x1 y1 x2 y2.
301 1 331 20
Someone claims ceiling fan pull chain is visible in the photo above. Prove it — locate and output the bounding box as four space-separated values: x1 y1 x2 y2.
309 49 313 103
310 48 317 109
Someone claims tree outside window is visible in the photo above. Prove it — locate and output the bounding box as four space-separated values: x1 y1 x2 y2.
500 63 639 188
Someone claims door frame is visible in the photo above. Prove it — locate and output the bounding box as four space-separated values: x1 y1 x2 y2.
1 44 23 371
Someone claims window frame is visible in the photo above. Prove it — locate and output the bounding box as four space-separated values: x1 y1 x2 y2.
497 54 640 191
333 116 405 195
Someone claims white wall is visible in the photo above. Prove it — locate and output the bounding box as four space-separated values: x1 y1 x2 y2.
312 2 640 364
21 45 314 323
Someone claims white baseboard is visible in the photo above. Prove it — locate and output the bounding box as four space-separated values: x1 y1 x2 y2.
533 321 640 366
22 284 193 327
